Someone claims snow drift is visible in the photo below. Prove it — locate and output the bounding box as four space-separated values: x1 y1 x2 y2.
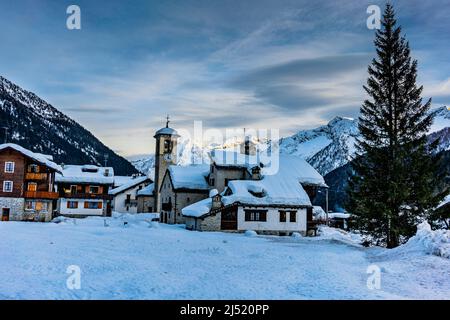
392 222 450 259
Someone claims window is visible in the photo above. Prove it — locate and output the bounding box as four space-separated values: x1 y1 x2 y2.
290 211 297 222
25 201 35 210
67 201 78 209
3 181 13 192
84 201 102 209
25 201 47 212
89 186 100 194
36 202 47 212
28 164 39 173
244 210 267 222
186 197 190 202
279 211 287 222
27 182 37 192
4 162 15 173
70 185 77 194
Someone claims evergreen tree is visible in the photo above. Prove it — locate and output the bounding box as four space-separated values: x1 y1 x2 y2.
347 3 444 248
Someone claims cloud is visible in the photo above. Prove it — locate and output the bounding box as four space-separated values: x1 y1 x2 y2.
229 54 371 112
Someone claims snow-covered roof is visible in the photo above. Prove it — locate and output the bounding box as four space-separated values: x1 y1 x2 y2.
437 195 450 209
211 150 326 187
154 127 179 137
113 176 135 188
182 154 326 217
223 175 311 207
272 155 327 187
182 197 212 217
109 176 150 195
0 143 61 172
35 153 54 161
210 149 261 169
167 164 210 190
137 183 154 197
56 165 114 184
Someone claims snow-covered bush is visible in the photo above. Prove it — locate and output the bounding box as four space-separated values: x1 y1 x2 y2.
244 230 257 237
291 232 302 238
398 221 450 259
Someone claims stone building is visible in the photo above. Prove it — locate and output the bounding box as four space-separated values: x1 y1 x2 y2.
182 153 327 235
136 183 155 213
159 164 210 224
0 143 61 222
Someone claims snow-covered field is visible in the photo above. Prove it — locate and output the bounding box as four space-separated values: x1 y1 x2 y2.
0 214 449 300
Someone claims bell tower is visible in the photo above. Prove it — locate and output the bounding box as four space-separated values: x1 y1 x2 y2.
154 116 179 212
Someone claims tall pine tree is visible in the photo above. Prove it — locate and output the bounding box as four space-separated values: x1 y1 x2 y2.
347 3 444 248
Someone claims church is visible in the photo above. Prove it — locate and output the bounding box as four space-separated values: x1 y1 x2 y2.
141 118 328 236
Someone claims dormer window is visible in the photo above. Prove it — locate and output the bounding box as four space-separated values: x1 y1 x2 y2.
248 190 265 198
224 187 233 196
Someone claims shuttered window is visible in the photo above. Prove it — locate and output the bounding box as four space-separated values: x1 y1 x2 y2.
67 201 78 209
84 201 102 209
279 211 287 222
290 211 297 222
244 210 267 222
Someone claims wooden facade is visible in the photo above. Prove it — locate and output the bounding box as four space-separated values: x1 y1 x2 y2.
0 147 59 221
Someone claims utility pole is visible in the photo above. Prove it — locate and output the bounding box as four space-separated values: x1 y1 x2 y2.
103 153 109 167
325 188 329 226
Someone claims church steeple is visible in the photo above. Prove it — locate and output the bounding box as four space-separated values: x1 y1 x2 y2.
153 117 179 213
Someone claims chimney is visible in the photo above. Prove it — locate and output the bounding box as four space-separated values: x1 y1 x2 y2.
104 168 110 177
251 166 261 180
210 189 222 209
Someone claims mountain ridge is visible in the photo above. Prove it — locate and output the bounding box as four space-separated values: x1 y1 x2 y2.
0 76 138 175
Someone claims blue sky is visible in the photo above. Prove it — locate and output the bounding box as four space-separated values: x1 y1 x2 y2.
1 0 449 157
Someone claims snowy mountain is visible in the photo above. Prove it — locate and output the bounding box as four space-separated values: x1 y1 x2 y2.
276 116 359 175
130 136 260 174
0 76 138 175
277 106 449 175
131 107 449 176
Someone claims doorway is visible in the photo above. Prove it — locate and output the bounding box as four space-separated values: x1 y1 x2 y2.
221 206 238 230
2 208 10 221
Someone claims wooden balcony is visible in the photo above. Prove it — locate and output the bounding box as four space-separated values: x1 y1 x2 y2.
24 191 59 199
25 173 48 180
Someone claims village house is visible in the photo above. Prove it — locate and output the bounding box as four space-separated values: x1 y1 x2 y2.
0 143 61 222
182 153 327 235
109 175 152 213
55 165 114 217
136 183 155 213
159 164 210 224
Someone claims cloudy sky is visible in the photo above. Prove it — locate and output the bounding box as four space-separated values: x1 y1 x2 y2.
1 0 449 157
